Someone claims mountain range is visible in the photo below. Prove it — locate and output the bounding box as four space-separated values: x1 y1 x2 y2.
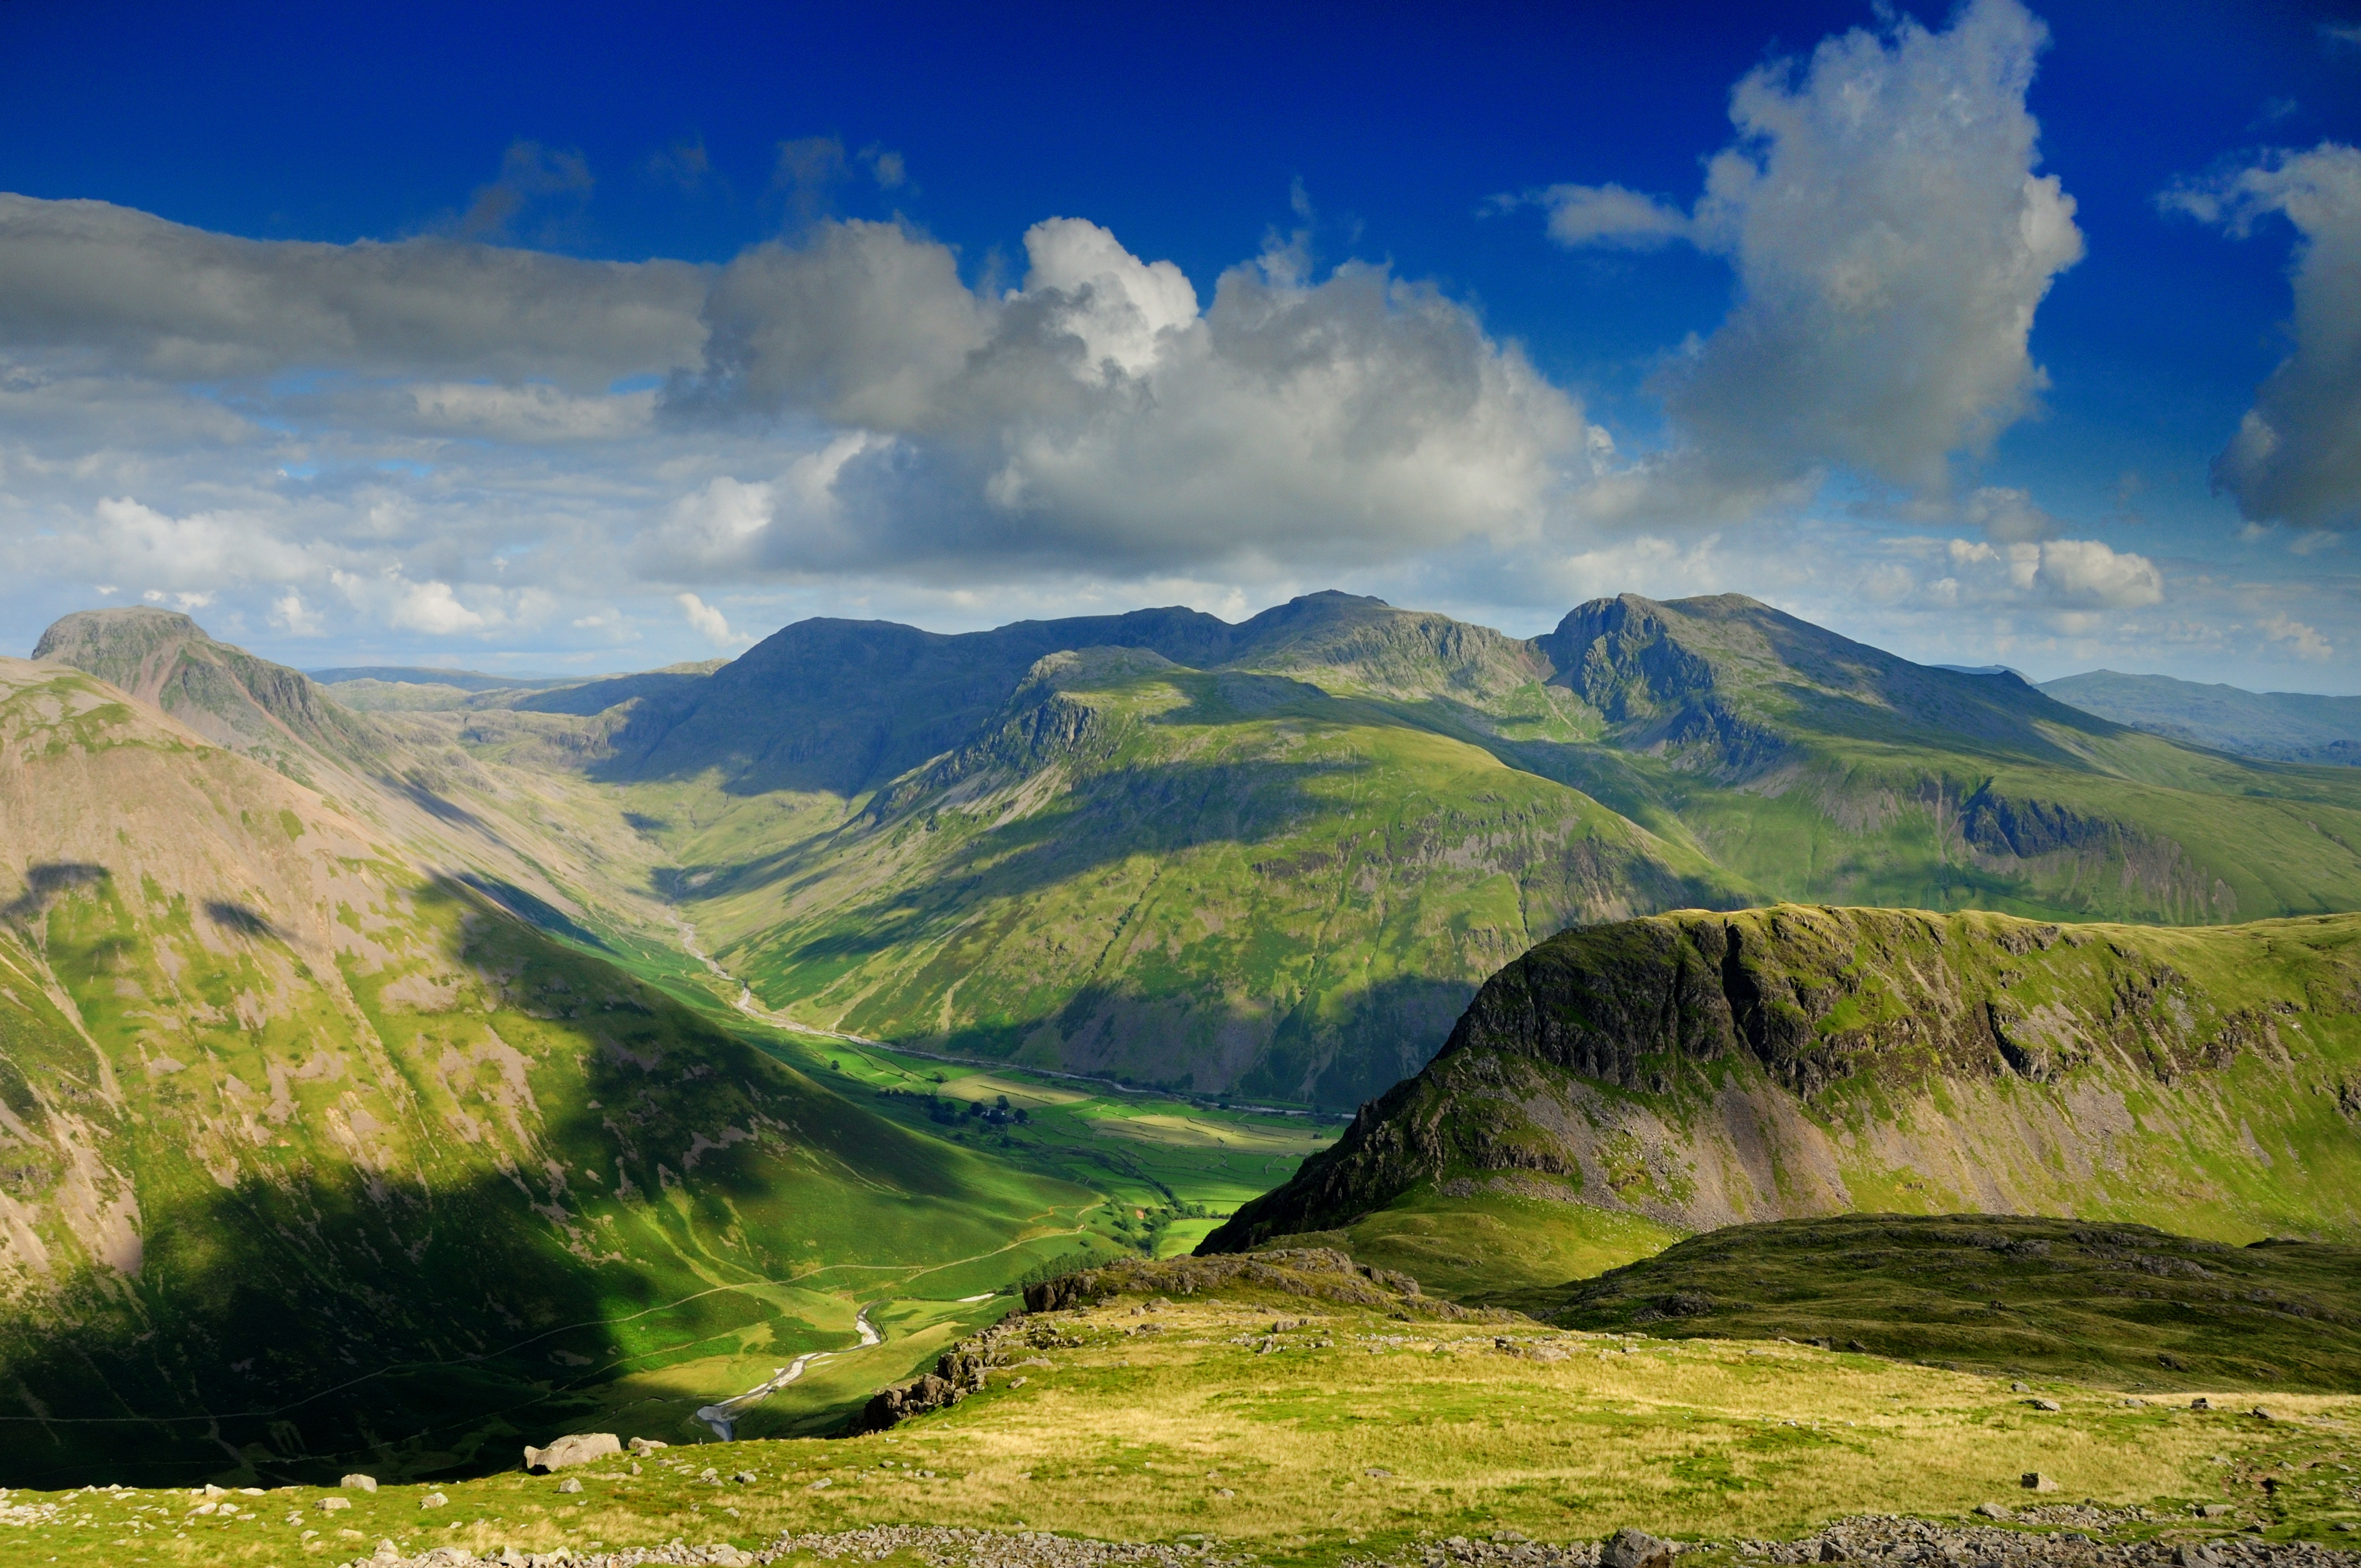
9 592 2361 1485
2037 668 2361 766
295 587 2361 1108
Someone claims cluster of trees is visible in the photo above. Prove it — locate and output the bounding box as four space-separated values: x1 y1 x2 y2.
880 1087 1032 1129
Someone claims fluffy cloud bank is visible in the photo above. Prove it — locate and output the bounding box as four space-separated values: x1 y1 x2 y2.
9 1 2284 678
658 216 1588 575
2169 142 2361 532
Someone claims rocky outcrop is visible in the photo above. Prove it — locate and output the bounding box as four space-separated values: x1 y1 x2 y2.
855 1317 1021 1432
1201 905 2361 1253
522 1432 620 1473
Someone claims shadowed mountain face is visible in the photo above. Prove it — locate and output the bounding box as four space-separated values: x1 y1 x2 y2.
0 658 1081 1487
2039 668 2361 766
1200 903 2361 1294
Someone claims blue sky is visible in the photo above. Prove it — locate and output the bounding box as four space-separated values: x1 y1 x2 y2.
2 0 2357 689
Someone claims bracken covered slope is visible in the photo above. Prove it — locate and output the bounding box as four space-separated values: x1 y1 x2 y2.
0 657 1085 1487
1201 904 2361 1277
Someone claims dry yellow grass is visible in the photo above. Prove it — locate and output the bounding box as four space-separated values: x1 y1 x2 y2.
15 1287 2353 1567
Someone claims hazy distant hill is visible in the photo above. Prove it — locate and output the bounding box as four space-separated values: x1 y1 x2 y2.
2039 668 2361 766
309 665 583 692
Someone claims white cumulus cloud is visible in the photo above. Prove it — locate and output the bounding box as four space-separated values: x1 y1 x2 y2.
1541 0 2083 500
2168 142 2361 531
677 592 735 644
665 216 1588 576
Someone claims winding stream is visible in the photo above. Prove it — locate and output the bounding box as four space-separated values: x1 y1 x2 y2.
694 1303 882 1441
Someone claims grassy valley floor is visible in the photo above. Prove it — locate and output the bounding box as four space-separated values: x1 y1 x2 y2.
9 1256 2360 1568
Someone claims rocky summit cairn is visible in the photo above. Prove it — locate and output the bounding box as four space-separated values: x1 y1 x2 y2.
522 1431 621 1472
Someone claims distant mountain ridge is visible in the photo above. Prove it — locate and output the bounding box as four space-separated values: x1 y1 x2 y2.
29 592 2361 1107
2039 668 2361 766
310 665 583 691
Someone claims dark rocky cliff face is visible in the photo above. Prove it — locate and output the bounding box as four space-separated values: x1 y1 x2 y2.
1200 904 2361 1255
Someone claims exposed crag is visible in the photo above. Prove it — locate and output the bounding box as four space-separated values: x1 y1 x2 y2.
1202 905 2361 1265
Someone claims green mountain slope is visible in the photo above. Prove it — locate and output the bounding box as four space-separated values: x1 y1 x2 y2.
43 592 2361 1115
1201 904 2361 1300
1545 1212 2361 1391
1513 595 2361 923
595 592 2361 1104
0 657 1092 1487
654 643 1738 1106
2039 668 2361 766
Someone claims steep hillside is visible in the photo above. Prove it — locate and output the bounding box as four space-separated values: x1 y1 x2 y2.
1202 904 2361 1293
30 609 696 972
33 606 392 777
655 644 1740 1105
0 658 1091 1487
2039 669 2361 766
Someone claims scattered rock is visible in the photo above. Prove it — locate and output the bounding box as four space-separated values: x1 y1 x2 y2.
2021 1473 2061 1492
522 1431 621 1473
1215 1488 1235 1498
418 1492 447 1510
2028 1398 2062 1412
555 1477 583 1494
2190 1397 2211 1411
627 1436 668 1454
1601 1526 1676 1568
2011 1382 2029 1393
2195 1504 2235 1519
733 1471 757 1484
317 1495 353 1512
807 1478 832 1491
2251 1407 2278 1422
2175 1548 2221 1568
1974 1504 2013 1521
1367 1466 1393 1478
341 1473 378 1492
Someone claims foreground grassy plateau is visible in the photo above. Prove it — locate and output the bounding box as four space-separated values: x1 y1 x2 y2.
8 1258 2359 1568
